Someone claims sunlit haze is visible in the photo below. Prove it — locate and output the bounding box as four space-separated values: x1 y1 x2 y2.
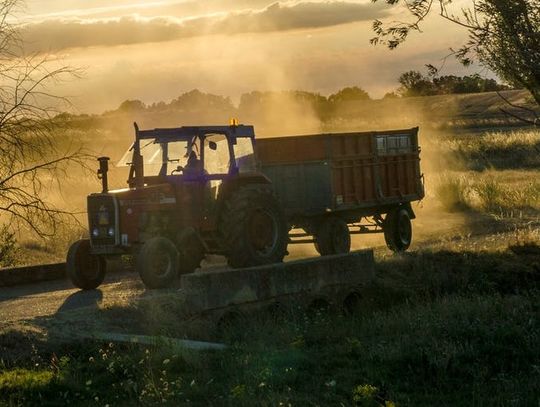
22 0 474 113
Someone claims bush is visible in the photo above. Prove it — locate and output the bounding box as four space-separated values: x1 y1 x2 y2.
473 178 505 212
0 225 19 268
434 172 470 212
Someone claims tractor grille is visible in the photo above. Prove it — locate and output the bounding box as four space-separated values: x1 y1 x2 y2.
88 194 118 247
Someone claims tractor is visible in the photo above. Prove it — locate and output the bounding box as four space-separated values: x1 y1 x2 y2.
67 123 288 290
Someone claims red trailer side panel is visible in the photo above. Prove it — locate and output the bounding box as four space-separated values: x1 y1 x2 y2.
256 128 423 216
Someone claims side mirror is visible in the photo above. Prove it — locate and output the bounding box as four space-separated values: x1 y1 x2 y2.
208 141 217 151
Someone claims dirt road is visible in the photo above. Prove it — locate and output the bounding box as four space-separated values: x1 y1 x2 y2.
0 207 534 342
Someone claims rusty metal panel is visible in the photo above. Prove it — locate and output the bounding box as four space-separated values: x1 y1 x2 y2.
331 157 378 204
256 128 423 215
256 135 328 164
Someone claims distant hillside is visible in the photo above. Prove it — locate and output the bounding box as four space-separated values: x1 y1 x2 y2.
330 90 538 132
58 90 538 142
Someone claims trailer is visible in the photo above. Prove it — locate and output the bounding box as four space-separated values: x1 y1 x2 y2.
257 128 424 253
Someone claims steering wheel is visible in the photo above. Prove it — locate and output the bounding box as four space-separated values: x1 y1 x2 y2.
171 165 184 175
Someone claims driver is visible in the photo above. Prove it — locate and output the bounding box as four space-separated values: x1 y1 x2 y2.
183 151 203 177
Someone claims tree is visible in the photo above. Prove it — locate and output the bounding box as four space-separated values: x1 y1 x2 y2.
0 0 86 237
393 68 510 97
170 89 234 112
371 0 540 115
118 99 146 112
383 91 400 99
397 70 435 97
328 86 371 103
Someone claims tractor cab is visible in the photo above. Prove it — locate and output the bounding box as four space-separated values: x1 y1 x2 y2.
117 123 258 190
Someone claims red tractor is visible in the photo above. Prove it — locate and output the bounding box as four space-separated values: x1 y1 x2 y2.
67 123 289 290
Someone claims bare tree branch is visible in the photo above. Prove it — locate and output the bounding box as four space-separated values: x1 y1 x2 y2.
0 0 89 238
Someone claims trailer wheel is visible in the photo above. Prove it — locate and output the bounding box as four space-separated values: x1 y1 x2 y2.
314 217 351 256
67 239 106 290
220 185 288 268
384 208 412 252
137 237 179 289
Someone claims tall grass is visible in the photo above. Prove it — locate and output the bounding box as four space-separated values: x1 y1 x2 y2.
441 129 540 170
434 172 471 212
434 171 540 215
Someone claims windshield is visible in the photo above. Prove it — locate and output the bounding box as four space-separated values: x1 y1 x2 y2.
118 138 197 176
117 133 252 178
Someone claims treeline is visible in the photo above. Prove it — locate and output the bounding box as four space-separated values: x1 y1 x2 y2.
110 73 509 116
52 71 516 135
113 87 371 115
391 71 510 98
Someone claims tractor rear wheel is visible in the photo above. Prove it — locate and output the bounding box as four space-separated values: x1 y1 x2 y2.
67 239 106 290
383 208 412 252
314 216 351 256
137 237 179 289
176 229 205 275
220 185 288 268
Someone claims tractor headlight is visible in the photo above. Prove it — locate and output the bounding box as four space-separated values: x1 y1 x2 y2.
107 227 115 237
92 228 99 237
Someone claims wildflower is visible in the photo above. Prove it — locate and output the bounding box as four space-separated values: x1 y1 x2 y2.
325 380 336 387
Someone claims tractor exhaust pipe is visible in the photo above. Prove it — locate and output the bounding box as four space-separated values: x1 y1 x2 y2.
97 156 110 193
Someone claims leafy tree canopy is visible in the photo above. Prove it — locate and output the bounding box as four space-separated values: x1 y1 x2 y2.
371 0 540 106
397 70 509 97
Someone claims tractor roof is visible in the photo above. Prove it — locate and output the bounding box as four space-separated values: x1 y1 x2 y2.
134 123 255 142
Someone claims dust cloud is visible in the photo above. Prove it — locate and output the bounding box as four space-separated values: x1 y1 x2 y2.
36 61 474 258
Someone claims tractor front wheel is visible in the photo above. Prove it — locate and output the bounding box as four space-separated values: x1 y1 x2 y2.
67 239 106 290
220 186 288 268
137 237 179 289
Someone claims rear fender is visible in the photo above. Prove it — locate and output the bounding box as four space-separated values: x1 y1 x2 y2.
402 202 416 220
218 172 272 201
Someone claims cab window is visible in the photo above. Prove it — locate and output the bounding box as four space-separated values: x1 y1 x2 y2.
234 137 256 172
204 134 230 175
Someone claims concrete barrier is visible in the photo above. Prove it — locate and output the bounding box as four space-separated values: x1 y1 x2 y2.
0 263 66 287
181 250 374 312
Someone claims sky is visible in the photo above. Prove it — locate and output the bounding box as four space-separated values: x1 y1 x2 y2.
20 0 477 113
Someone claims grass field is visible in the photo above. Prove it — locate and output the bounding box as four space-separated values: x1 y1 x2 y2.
0 121 539 405
1 241 539 406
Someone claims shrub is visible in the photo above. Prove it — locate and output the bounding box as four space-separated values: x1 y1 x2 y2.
473 178 505 212
434 172 470 212
0 225 19 268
